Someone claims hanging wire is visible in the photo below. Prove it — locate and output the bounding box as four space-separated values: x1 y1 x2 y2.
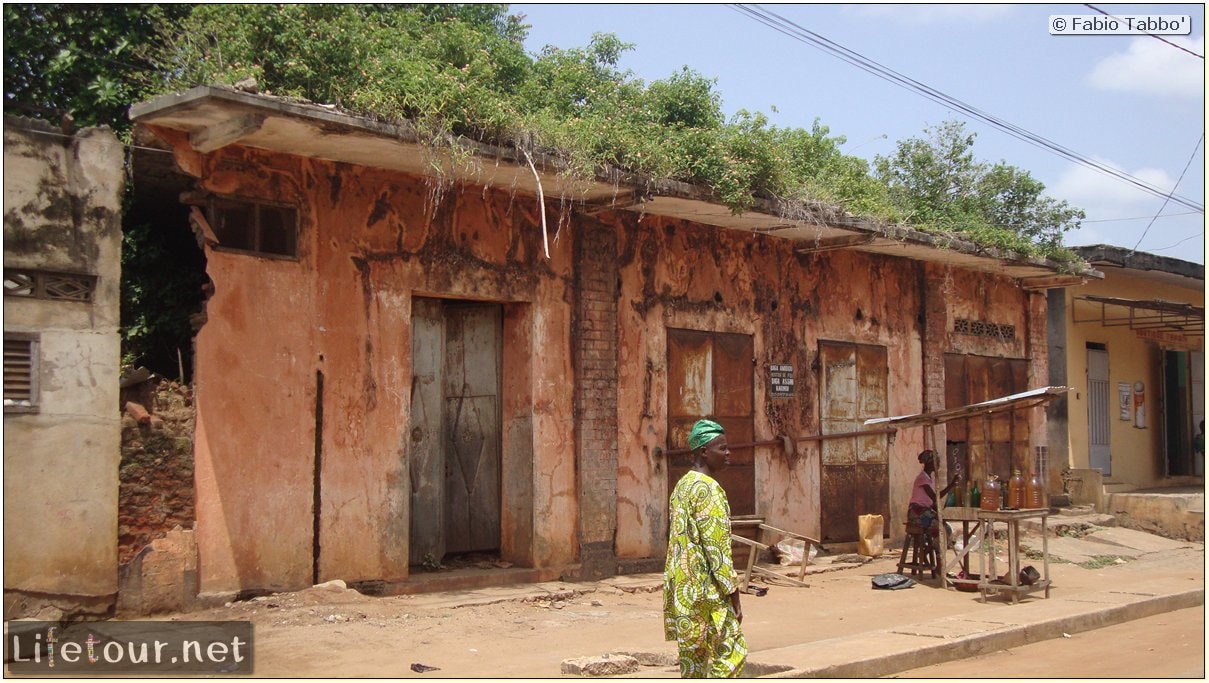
1130 132 1204 253
1084 4 1205 60
729 4 1205 213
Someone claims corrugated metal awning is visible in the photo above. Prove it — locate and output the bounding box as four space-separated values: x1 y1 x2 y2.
863 386 1070 430
1073 295 1204 335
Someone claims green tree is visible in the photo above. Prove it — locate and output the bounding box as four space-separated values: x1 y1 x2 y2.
874 120 1082 249
3 3 190 132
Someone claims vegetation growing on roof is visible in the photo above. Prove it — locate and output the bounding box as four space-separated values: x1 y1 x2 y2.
3 4 1091 377
151 4 1081 263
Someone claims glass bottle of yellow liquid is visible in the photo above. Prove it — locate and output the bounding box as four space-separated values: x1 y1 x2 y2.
1026 470 1046 509
1008 467 1026 509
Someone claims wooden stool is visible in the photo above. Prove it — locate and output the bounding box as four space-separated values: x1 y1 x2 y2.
897 524 937 578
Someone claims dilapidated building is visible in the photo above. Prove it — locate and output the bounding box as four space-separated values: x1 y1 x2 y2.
3 117 125 618
130 86 1092 600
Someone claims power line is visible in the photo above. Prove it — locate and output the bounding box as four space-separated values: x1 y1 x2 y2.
1147 231 1205 253
1130 132 1204 253
1078 210 1199 223
1084 4 1205 60
730 4 1205 214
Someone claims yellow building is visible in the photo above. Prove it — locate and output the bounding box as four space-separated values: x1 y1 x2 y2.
1048 245 1204 496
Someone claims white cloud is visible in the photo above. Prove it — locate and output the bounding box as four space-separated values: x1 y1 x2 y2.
1088 36 1205 99
1052 159 1204 258
845 4 1013 26
1050 158 1178 217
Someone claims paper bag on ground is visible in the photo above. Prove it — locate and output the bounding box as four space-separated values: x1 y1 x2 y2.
857 514 885 557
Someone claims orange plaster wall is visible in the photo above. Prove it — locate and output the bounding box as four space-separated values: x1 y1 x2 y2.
194 252 318 594
179 141 577 594
611 215 929 557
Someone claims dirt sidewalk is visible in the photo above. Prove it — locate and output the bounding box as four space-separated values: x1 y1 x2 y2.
152 533 1203 678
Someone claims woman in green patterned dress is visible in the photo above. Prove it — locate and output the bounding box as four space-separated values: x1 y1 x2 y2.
663 419 747 678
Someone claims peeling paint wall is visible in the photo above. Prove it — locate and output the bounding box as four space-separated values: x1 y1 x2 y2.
155 136 577 597
607 213 1042 557
3 117 123 618
610 216 932 555
155 127 1051 590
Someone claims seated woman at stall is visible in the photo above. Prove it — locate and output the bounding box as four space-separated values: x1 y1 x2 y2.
907 449 959 537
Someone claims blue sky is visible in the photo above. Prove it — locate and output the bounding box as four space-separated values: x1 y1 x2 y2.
513 3 1206 264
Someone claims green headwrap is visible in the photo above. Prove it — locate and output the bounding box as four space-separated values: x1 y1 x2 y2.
688 419 726 452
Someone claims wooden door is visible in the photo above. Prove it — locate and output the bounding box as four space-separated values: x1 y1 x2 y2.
408 299 502 564
944 353 1032 482
409 299 445 565
666 328 755 516
819 342 889 543
442 303 502 554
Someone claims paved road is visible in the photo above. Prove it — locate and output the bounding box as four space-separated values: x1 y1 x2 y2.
890 606 1205 678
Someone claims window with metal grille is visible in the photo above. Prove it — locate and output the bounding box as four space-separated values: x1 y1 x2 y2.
208 197 299 258
3 269 96 302
4 333 39 413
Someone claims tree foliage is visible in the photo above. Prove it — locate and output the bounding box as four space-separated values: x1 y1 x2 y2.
2 5 1087 374
3 3 189 131
874 120 1083 251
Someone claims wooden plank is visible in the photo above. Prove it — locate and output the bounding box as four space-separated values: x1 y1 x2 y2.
821 465 858 543
944 354 968 443
666 329 756 517
713 332 754 417
856 344 888 465
667 328 713 417
820 342 858 466
856 463 890 538
408 299 445 564
443 304 502 554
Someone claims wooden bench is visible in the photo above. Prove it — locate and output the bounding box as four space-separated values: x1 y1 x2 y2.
729 518 820 590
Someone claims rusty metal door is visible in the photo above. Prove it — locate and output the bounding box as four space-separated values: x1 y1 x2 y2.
944 353 1030 482
819 342 889 543
408 299 502 564
666 329 755 516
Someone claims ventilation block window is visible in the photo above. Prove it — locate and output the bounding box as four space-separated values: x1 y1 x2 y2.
954 318 1016 342
4 333 39 413
209 197 299 258
3 269 96 302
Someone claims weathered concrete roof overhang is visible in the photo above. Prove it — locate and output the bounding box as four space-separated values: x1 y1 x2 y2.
131 86 1098 289
1070 244 1204 290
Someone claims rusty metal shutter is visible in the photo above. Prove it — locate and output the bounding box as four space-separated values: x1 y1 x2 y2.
666 328 755 516
819 341 889 543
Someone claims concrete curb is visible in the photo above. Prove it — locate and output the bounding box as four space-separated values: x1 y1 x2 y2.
759 580 1204 678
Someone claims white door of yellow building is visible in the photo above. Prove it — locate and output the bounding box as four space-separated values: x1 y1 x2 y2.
1087 346 1111 474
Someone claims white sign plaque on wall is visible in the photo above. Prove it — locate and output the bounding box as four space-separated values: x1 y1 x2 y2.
769 364 794 398
1118 382 1132 421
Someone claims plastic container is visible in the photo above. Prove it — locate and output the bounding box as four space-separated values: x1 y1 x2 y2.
1026 471 1046 509
1007 468 1026 509
980 475 1001 511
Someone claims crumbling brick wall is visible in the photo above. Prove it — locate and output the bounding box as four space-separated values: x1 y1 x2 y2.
574 219 620 579
119 381 196 565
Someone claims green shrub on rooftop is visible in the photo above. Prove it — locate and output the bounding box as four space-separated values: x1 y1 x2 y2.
153 4 1079 263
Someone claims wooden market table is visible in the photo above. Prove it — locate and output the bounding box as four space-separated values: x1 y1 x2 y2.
976 508 1051 604
938 506 984 591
